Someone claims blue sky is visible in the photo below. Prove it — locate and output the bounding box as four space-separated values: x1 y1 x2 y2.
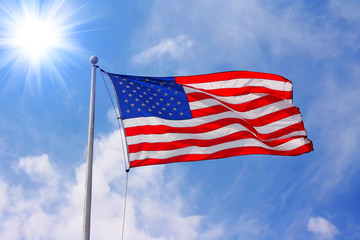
0 0 359 239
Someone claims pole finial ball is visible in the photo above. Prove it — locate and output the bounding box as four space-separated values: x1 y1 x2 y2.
90 56 98 65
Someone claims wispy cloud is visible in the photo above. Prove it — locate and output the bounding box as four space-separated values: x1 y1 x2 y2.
330 0 360 21
308 216 339 239
132 35 194 64
233 215 273 239
306 66 360 194
134 0 357 72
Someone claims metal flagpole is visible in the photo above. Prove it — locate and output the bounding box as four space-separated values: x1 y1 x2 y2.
82 56 98 240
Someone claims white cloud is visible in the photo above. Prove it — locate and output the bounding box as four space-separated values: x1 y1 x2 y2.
307 216 339 239
132 35 194 64
0 130 223 240
16 154 58 183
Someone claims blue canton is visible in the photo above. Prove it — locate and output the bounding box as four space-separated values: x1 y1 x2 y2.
109 73 192 120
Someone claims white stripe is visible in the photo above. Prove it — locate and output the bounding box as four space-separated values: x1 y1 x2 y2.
185 86 267 104
127 128 307 147
188 95 282 111
189 99 222 110
256 114 303 133
183 78 292 92
186 86 294 108
126 114 303 145
123 100 295 128
276 130 307 140
127 123 252 145
130 137 310 161
188 93 268 110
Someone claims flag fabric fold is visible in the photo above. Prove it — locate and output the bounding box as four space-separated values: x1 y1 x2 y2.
106 71 313 168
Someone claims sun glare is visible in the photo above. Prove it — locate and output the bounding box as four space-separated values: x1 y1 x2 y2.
15 18 60 60
0 0 86 92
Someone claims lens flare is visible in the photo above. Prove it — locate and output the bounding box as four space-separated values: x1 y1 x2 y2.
0 0 87 93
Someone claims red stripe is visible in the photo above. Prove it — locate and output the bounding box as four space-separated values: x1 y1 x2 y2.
127 121 305 153
125 119 305 141
129 141 313 167
191 105 299 124
125 115 305 140
186 87 292 100
247 107 300 127
128 132 306 153
190 95 287 118
175 71 291 84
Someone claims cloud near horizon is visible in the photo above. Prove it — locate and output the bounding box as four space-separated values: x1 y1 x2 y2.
0 131 223 240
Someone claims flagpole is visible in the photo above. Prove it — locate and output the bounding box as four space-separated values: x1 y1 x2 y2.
82 56 98 240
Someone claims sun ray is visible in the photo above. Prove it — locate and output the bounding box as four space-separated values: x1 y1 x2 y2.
0 0 88 94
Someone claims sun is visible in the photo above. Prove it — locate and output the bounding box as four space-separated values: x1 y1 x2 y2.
0 0 86 92
15 16 60 61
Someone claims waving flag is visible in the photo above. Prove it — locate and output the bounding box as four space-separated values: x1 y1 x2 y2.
106 71 313 168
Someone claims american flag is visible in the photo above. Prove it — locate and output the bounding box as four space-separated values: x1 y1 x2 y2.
106 71 313 168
